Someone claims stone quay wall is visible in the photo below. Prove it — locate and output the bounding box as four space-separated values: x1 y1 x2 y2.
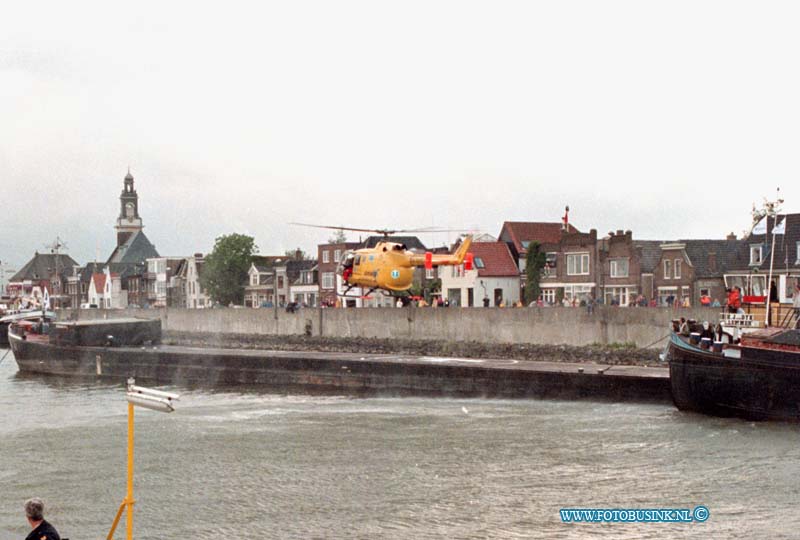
59 305 722 349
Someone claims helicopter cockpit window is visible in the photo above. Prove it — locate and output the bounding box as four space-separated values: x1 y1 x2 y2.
342 252 355 268
354 255 361 266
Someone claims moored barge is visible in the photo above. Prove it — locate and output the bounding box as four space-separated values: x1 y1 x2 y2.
668 326 800 421
8 318 669 401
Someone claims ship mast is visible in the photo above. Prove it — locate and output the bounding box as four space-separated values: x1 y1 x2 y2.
762 189 783 327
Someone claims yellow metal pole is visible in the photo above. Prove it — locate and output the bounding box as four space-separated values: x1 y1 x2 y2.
126 401 135 540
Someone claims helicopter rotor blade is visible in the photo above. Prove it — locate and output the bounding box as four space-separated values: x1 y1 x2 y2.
289 223 387 234
290 223 471 236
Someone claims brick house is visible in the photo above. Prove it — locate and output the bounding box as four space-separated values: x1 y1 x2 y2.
317 241 361 307
596 230 663 306
538 228 599 305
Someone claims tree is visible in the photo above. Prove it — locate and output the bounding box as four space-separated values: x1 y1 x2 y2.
328 229 347 243
524 241 546 305
201 233 257 306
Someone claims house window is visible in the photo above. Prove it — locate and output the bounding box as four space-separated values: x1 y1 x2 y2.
334 250 341 263
322 272 335 289
545 253 557 271
322 251 330 264
750 245 762 265
566 253 590 276
425 268 435 279
796 241 800 264
540 288 556 304
664 259 672 279
473 257 485 269
674 259 682 279
250 274 257 286
610 259 629 278
278 276 284 289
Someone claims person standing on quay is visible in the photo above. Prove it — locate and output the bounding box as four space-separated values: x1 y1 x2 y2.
24 498 61 540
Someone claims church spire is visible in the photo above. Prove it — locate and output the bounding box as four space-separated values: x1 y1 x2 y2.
116 169 143 247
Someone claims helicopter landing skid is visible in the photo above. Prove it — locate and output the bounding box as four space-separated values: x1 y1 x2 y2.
337 286 408 299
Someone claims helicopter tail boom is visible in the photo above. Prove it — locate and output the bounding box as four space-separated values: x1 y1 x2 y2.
409 235 473 267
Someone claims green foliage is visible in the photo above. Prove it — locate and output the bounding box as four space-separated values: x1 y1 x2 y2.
328 229 347 243
524 242 546 304
201 233 257 306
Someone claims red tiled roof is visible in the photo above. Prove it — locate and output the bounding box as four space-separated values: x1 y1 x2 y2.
92 273 106 293
500 221 579 253
91 272 118 293
468 242 519 277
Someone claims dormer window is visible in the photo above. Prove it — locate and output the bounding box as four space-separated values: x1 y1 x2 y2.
796 241 800 264
750 245 763 266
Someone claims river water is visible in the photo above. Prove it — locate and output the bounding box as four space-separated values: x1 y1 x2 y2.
2 348 800 539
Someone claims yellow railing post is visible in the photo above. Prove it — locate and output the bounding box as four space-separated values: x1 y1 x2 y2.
126 401 135 540
107 378 178 540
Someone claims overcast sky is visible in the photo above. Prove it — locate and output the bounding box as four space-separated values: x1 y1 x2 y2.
2 1 799 269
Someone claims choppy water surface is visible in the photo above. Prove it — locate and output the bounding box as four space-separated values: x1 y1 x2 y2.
2 349 800 539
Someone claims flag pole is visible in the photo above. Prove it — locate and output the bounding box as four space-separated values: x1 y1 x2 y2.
765 188 783 327
766 217 776 327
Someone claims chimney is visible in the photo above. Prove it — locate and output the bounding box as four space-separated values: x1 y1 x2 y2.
616 230 624 236
194 253 203 259
726 232 737 241
295 249 302 260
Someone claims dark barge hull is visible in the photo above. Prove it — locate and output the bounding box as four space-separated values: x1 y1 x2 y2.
0 322 9 347
668 333 800 421
9 329 669 401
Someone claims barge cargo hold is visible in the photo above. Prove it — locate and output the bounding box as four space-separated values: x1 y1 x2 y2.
8 320 669 402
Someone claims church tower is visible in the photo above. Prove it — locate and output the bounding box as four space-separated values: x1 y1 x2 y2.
115 169 144 247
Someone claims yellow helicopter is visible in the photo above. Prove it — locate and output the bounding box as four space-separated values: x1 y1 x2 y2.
292 223 474 297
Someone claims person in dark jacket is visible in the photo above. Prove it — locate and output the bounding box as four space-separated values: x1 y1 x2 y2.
24 498 60 540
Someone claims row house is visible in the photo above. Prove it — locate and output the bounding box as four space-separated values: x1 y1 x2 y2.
67 263 101 307
733 214 800 303
8 252 78 308
245 255 286 307
145 257 185 308
318 241 362 307
596 230 662 306
651 237 744 306
170 254 210 308
290 264 319 307
537 228 600 305
439 240 520 307
246 255 317 307
87 268 127 308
